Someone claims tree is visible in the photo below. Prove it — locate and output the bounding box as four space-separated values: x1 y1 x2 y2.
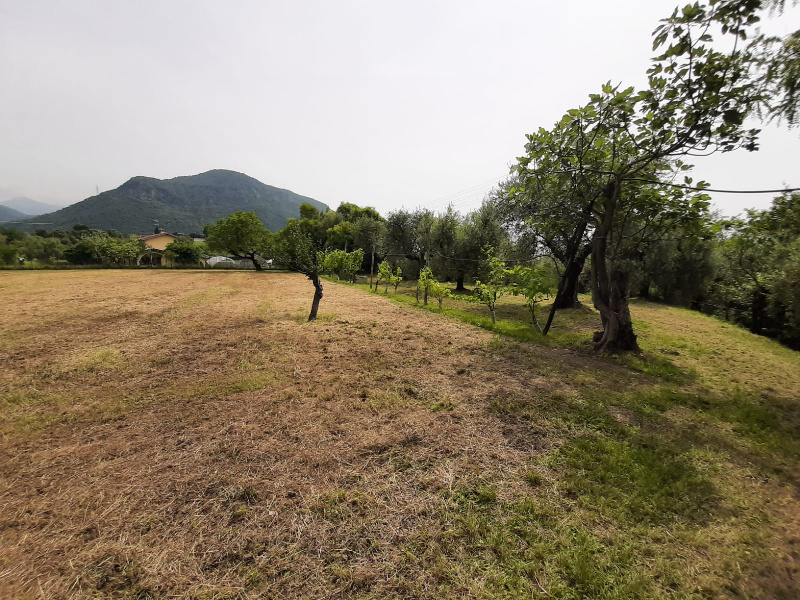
509 265 551 332
322 248 364 282
466 247 511 324
418 266 434 305
500 172 591 310
165 238 205 266
0 234 17 265
705 192 800 347
513 0 771 352
299 203 321 221
428 279 451 312
353 217 387 288
385 208 436 276
377 260 393 293
206 211 272 271
85 233 142 266
274 214 328 321
326 221 355 252
389 265 403 294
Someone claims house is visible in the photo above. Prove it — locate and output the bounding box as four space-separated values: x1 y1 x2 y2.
137 231 183 265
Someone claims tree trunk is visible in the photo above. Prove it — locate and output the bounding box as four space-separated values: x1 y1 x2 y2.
438 298 443 311
553 253 587 309
751 289 767 334
308 275 324 321
369 249 375 289
542 208 594 335
250 254 263 271
424 285 428 305
455 273 466 292
591 181 639 353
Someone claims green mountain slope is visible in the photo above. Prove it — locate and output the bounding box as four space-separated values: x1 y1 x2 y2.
0 205 30 222
29 170 328 234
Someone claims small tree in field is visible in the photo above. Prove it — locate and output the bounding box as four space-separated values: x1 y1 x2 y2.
390 266 402 294
509 265 550 333
275 219 326 321
418 266 434 305
376 260 393 292
466 247 510 324
428 279 451 312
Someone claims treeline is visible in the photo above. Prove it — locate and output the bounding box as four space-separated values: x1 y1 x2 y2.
0 225 206 267
202 186 799 349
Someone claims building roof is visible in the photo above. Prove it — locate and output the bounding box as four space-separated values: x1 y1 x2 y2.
138 231 179 241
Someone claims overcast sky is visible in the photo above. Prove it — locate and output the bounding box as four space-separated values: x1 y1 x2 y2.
1 0 797 218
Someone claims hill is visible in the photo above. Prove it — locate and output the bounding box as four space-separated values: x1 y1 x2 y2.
27 170 328 234
1 197 64 216
0 205 29 223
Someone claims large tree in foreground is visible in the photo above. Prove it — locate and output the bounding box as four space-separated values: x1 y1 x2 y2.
513 0 776 352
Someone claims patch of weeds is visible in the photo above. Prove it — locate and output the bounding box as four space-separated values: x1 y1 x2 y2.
0 390 62 409
78 348 124 374
359 386 417 411
188 370 280 398
311 489 373 523
429 400 455 411
549 433 718 525
451 484 498 508
239 566 266 589
253 300 273 322
522 469 544 487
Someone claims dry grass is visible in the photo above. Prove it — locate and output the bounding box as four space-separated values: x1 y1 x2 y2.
0 270 798 599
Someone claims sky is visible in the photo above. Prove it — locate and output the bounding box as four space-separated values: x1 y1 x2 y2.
1 0 798 218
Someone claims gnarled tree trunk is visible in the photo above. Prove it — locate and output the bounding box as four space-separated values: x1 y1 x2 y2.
308 275 324 321
455 273 466 292
591 181 639 353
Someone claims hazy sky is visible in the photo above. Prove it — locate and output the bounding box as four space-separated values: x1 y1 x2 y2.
1 0 797 218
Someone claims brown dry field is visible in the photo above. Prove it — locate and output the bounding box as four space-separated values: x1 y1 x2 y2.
0 270 798 599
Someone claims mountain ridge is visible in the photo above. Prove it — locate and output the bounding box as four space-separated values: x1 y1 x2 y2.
0 205 30 222
25 170 328 234
1 197 64 217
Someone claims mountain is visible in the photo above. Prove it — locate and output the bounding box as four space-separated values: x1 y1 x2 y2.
1 197 64 216
0 205 30 222
27 170 329 234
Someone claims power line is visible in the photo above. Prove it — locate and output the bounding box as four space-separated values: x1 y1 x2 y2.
624 179 800 194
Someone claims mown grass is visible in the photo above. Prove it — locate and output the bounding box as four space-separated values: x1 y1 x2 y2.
2 271 798 598
339 276 800 598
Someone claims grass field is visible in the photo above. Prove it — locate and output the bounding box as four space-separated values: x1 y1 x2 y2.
1 270 798 599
